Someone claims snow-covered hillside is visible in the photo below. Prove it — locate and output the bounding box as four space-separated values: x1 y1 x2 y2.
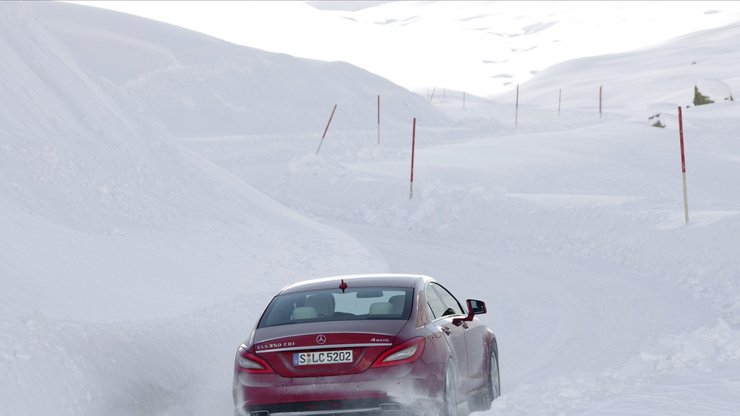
72 0 740 97
33 2 448 137
2 1 740 416
1 4 383 414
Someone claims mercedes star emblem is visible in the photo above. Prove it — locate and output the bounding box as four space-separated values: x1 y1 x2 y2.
316 335 327 344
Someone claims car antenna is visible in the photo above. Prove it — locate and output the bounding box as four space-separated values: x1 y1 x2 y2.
339 279 348 293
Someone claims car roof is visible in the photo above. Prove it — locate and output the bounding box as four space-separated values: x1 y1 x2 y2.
277 274 432 295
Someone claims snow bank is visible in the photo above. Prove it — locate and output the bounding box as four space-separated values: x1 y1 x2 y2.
33 2 450 137
1 4 385 414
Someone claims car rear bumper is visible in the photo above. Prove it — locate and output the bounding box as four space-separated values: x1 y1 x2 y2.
237 398 413 416
234 365 442 416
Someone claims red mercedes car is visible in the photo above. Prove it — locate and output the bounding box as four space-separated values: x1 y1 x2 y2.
233 274 500 416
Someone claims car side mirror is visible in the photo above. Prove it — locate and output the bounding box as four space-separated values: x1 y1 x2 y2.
467 299 487 315
453 299 486 326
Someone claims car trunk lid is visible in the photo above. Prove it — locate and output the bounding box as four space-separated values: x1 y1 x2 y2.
253 320 405 377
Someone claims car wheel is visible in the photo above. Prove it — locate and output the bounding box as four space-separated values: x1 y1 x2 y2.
467 348 500 412
490 349 501 400
440 362 458 416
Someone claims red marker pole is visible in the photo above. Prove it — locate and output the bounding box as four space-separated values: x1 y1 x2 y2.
409 117 416 199
558 88 562 116
377 95 381 145
678 106 689 224
515 84 519 128
316 104 337 155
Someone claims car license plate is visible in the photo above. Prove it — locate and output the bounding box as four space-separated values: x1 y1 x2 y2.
293 350 353 366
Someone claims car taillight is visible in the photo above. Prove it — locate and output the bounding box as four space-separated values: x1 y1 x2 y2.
373 337 425 367
237 348 274 374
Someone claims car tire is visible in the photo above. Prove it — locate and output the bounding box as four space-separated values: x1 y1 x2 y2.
467 348 500 412
440 362 458 416
490 348 501 400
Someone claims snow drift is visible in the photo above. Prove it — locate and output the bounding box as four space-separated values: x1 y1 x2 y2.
1 4 384 415
30 1 449 137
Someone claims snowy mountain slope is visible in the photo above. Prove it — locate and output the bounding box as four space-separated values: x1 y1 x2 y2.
74 1 740 98
340 1 740 97
1 3 390 415
32 1 448 137
0 1 382 320
501 21 740 119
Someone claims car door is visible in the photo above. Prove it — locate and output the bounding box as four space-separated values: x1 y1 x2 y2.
457 298 488 391
432 283 489 394
426 283 469 391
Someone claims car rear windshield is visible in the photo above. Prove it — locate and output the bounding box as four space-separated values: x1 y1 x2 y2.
258 287 414 328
